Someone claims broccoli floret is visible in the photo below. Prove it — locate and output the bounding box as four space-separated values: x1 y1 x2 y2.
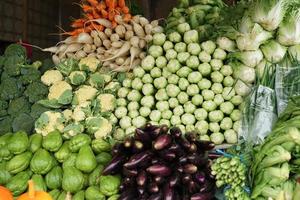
30 103 49 119
20 67 41 85
0 100 8 117
1 71 10 81
24 82 48 103
40 58 54 74
3 55 24 76
0 77 24 100
4 44 26 58
7 97 31 117
0 116 13 133
12 113 34 133
56 58 79 75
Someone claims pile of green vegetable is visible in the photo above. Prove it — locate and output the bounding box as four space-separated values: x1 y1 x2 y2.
166 0 224 41
0 44 49 134
35 57 125 138
0 130 120 199
250 96 300 199
114 24 243 145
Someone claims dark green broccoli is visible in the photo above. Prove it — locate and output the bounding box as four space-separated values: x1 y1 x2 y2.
0 100 8 117
12 113 34 133
24 82 48 103
4 44 26 59
0 77 24 100
30 103 49 119
7 97 31 117
40 58 54 73
0 116 13 133
3 55 25 77
20 67 41 85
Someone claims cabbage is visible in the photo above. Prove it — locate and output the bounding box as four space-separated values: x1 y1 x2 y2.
261 40 287 63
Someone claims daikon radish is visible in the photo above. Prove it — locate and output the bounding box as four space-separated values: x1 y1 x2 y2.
102 42 131 61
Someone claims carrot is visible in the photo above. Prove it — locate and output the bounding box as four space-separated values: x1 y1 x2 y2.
86 13 94 20
92 9 101 18
82 4 94 13
60 29 84 36
123 14 132 22
71 19 85 28
96 2 106 12
112 20 118 28
118 0 126 8
122 6 130 14
100 9 109 18
87 0 99 7
116 7 122 13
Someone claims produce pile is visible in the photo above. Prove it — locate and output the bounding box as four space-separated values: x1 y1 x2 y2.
35 57 123 138
0 44 49 134
103 124 216 199
114 27 243 145
0 130 120 199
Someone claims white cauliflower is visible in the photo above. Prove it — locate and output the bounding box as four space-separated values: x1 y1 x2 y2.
62 109 73 121
79 57 101 72
48 80 73 105
97 93 116 112
41 70 63 86
72 102 91 122
72 85 98 105
85 116 112 139
35 111 65 136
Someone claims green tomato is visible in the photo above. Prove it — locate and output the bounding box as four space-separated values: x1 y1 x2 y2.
213 48 227 60
169 98 179 108
166 84 181 97
122 78 132 88
174 42 187 53
186 124 195 132
202 100 217 112
198 78 212 90
117 87 129 98
188 72 202 83
133 67 145 78
132 116 147 128
181 113 196 125
150 110 162 122
200 135 210 141
187 84 200 96
168 74 180 84
230 95 243 106
192 94 203 106
177 52 190 64
220 102 234 115
184 101 196 114
131 78 143 90
141 96 155 108
171 115 181 125
198 63 212 77
142 74 153 84
128 101 139 111
149 45 163 58
211 83 223 94
154 77 167 89
188 43 201 55
208 110 224 122
177 125 186 133
156 101 170 111
202 89 215 100
230 109 241 121
155 89 169 101
209 122 220 133
119 116 131 129
142 55 155 71
194 108 208 121
163 41 174 51
195 120 209 135
220 117 233 130
159 119 170 127
177 92 189 104
178 78 190 90
174 105 184 116
222 87 235 100
201 40 216 54
126 126 136 135
214 94 224 106
211 71 224 83
156 56 168 68
162 110 173 119
139 107 151 117
210 132 224 145
166 49 178 60
162 68 172 78
233 121 241 132
150 67 162 78
142 84 154 96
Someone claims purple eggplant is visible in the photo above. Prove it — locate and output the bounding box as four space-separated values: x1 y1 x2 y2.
189 143 198 153
122 177 134 186
169 173 180 187
191 192 214 200
194 172 206 184
160 124 169 134
179 156 188 164
186 132 197 142
132 140 144 152
159 150 176 161
182 174 192 184
208 153 221 159
153 134 172 150
170 127 182 138
153 176 164 185
147 164 171 176
199 180 215 193
176 137 191 150
102 154 126 175
187 153 207 166
124 151 152 169
135 128 151 143
188 181 200 194
119 189 138 200
151 157 163 165
149 126 162 139
177 166 183 173
148 182 159 193
148 192 163 200
163 185 175 200
195 141 215 151
140 194 149 200
137 186 146 195
137 171 147 186
111 143 127 156
183 164 198 174
122 167 138 177
124 138 133 148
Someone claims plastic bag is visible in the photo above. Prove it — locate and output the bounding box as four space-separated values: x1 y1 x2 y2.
240 85 277 144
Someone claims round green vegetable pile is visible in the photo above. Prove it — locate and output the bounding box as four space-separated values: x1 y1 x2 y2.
0 130 120 199
114 23 243 145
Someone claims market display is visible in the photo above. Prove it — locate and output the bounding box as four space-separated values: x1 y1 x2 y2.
2 0 300 199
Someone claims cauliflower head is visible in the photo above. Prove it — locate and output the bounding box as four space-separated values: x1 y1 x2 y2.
97 93 116 112
79 57 101 72
68 71 87 86
72 101 91 122
41 70 63 86
48 80 73 105
35 111 65 136
72 85 98 105
63 122 84 137
86 116 113 138
62 109 73 121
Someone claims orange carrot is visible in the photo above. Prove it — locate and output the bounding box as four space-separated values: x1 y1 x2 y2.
101 9 109 18
118 0 126 8
87 0 99 7
86 13 94 20
112 20 117 28
81 4 94 13
123 13 132 22
116 7 122 13
122 6 130 14
71 19 85 28
92 9 101 18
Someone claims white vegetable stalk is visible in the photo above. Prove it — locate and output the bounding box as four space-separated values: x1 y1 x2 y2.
230 49 264 68
216 37 236 52
231 61 256 84
288 45 300 62
261 40 287 63
277 11 300 46
251 0 288 31
234 80 251 97
256 59 272 79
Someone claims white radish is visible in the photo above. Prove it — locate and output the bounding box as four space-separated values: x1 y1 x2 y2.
103 40 112 49
66 52 75 59
58 44 68 53
52 54 60 65
132 58 141 68
102 42 131 61
116 57 125 65
145 35 153 42
62 43 82 56
40 46 59 53
115 25 126 38
56 36 76 46
132 15 141 24
91 30 99 38
103 61 112 67
130 36 140 48
97 47 106 54
91 44 97 51
123 23 133 31
110 34 120 42
97 54 105 60
139 17 149 26
83 44 92 53
112 41 124 48
104 28 113 37
75 50 87 59
139 39 146 49
99 32 108 40
145 24 153 35
139 52 146 59
153 26 164 33
94 36 102 47
77 32 93 44
88 53 96 57
115 15 124 25
85 18 112 28
109 63 120 70
129 47 141 69
125 30 134 40
132 21 145 38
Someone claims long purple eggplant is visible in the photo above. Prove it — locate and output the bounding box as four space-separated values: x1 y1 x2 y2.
119 189 138 200
190 192 214 200
148 182 159 193
153 176 164 185
149 126 162 139
179 156 188 164
194 172 206 184
188 181 200 194
187 153 207 166
137 186 146 195
112 143 127 156
182 174 192 184
170 127 182 138
169 173 180 187
124 151 152 169
176 137 191 150
135 128 151 143
132 140 144 153
146 164 171 176
160 124 169 134
183 164 198 174
189 143 198 153
199 180 215 193
137 171 147 186
148 192 163 200
186 132 197 142
195 141 215 151
124 138 133 148
123 167 138 177
159 150 176 161
163 185 175 200
153 134 172 150
102 154 126 175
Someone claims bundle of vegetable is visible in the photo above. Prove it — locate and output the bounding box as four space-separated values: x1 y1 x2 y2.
211 156 250 200
165 0 225 41
35 57 123 138
0 130 120 199
114 25 243 145
103 124 216 199
250 95 300 199
0 44 49 134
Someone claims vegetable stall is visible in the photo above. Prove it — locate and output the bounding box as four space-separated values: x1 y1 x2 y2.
1 0 300 199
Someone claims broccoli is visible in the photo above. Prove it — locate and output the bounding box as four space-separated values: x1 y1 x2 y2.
24 82 48 103
30 103 49 119
12 113 34 133
4 44 26 58
88 72 106 89
3 55 24 77
7 97 31 117
0 77 24 100
0 117 13 133
20 67 41 85
0 100 8 117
